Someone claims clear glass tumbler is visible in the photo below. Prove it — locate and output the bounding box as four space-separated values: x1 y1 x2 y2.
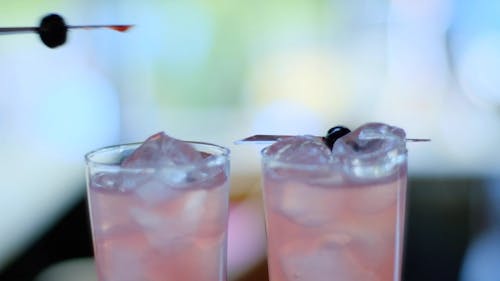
260 134 407 281
85 141 230 281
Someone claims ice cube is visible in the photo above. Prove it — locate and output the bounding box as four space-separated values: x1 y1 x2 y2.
272 181 345 226
264 135 333 165
181 188 229 237
332 123 406 179
90 169 153 192
134 179 179 204
121 132 202 168
129 189 214 253
121 131 220 190
280 238 380 281
130 207 194 254
90 133 201 194
183 189 208 223
91 171 122 190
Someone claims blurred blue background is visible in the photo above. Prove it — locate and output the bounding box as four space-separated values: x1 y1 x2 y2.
0 0 499 280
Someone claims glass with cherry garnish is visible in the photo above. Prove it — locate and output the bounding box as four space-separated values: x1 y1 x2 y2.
254 123 410 281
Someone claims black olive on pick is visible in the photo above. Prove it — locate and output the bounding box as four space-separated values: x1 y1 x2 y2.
324 126 351 149
38 14 68 48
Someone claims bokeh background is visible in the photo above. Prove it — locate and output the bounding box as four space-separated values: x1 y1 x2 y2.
0 0 499 280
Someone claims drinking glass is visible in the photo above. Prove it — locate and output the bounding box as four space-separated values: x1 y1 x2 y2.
85 141 230 281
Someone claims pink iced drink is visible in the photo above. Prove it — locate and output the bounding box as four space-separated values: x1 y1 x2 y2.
85 133 230 281
261 123 407 281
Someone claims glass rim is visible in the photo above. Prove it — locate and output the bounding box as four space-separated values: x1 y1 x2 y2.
85 140 230 169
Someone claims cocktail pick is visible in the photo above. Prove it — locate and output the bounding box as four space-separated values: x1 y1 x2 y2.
0 13 133 48
235 134 431 145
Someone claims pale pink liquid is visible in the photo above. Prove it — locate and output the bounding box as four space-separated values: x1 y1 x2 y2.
87 172 229 281
262 169 407 281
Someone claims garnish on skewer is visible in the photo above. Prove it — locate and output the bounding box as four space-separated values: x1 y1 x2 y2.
235 126 431 147
0 13 133 48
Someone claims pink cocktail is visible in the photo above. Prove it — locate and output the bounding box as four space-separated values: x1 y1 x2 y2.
85 133 230 281
261 123 407 281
